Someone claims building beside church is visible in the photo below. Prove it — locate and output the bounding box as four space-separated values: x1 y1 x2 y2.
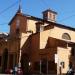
0 6 75 75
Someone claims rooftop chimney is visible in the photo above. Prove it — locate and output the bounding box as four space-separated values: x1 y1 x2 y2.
42 8 57 22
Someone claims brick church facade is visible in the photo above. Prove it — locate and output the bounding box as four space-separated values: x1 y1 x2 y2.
0 7 75 74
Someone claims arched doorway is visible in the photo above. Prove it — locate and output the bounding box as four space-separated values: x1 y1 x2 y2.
2 48 8 73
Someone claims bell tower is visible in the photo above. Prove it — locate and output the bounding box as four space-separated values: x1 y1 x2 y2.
9 0 27 36
43 8 57 22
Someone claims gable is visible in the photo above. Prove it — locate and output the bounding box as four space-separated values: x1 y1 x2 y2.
9 12 27 35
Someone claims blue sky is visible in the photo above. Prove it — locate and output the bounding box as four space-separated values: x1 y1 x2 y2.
0 0 75 32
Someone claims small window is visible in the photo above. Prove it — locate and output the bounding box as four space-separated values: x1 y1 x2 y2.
43 13 48 20
60 62 65 68
53 14 55 20
16 28 20 34
16 19 20 29
62 33 71 40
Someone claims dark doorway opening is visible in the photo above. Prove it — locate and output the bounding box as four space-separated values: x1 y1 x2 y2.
2 48 8 73
41 59 47 74
21 53 29 74
41 60 57 74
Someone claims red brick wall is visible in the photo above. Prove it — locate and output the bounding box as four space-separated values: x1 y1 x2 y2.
10 13 27 36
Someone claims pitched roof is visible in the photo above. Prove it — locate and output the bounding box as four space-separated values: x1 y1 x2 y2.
24 13 75 31
9 12 75 31
42 8 57 14
0 32 8 38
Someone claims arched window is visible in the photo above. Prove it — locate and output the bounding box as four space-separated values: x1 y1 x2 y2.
62 33 71 40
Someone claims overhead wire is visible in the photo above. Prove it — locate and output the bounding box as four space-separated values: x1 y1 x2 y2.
0 0 75 26
42 0 50 7
39 0 75 23
0 23 8 25
0 0 18 16
0 0 19 26
39 0 50 8
0 0 51 26
58 13 75 22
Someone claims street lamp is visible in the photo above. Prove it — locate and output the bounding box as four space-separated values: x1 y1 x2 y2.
18 49 22 68
29 62 31 67
28 62 31 74
17 48 23 75
40 60 42 74
17 45 23 75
